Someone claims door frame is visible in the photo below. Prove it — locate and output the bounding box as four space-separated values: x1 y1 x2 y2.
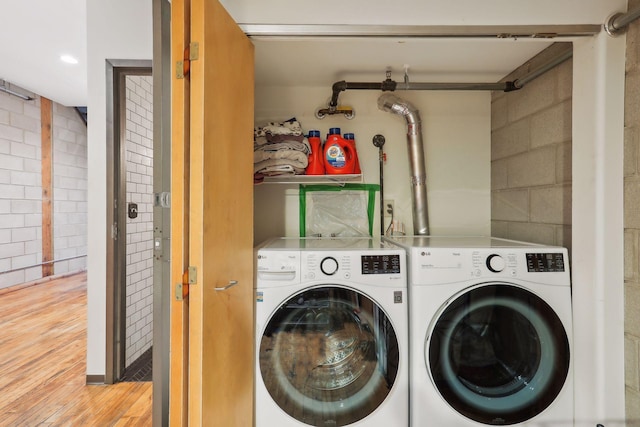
153 0 173 425
105 59 153 385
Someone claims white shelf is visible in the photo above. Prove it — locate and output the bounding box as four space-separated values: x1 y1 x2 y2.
260 174 362 185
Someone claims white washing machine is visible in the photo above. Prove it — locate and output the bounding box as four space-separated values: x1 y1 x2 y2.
255 237 408 427
384 236 573 427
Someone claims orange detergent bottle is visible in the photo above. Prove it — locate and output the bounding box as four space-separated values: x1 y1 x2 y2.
323 128 356 174
343 133 361 174
305 130 325 175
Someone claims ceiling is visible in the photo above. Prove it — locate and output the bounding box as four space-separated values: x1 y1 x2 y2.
253 37 556 89
0 0 87 107
0 1 613 107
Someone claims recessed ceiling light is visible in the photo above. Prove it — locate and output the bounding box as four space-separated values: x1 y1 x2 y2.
60 55 78 64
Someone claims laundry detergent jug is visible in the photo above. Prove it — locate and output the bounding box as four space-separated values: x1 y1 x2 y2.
323 128 356 174
343 133 361 174
305 130 325 175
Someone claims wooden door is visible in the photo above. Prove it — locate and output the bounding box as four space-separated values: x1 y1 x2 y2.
170 0 255 425
169 0 190 424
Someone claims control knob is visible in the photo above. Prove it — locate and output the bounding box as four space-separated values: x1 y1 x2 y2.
486 254 506 273
320 257 339 275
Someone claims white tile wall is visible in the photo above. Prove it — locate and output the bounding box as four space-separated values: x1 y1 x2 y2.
124 75 153 366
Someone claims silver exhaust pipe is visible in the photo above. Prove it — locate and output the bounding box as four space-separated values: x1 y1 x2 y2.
377 94 429 235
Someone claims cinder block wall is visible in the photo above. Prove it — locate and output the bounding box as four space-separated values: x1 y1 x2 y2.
53 103 88 274
124 75 154 365
624 0 640 420
491 43 572 252
0 86 87 289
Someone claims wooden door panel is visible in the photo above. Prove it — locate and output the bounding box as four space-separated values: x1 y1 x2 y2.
190 0 255 425
169 0 190 425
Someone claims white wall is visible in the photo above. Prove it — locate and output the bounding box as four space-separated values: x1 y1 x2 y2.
572 32 626 425
254 87 491 244
86 0 152 377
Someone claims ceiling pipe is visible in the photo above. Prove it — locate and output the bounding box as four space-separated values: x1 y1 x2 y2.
605 5 640 36
327 79 517 112
512 48 573 89
0 81 34 101
325 45 572 111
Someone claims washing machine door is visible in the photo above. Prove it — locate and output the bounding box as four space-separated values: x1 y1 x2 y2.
428 284 570 425
259 286 399 426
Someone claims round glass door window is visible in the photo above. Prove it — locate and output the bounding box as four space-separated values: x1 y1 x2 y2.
259 286 399 426
428 284 570 425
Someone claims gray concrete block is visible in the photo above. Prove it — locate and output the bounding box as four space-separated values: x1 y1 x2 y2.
491 189 529 222
530 185 572 225
491 118 530 161
507 146 556 188
530 100 572 149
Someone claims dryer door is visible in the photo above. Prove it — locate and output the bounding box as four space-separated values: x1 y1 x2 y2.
259 286 399 426
428 284 570 425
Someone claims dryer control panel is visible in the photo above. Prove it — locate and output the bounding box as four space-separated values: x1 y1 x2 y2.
526 252 566 272
409 246 569 286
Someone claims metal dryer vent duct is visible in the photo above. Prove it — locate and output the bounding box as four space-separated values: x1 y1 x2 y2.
378 93 429 235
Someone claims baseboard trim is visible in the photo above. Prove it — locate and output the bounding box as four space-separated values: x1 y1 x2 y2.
86 374 106 385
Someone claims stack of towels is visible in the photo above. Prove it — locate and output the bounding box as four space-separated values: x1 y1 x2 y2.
254 118 310 183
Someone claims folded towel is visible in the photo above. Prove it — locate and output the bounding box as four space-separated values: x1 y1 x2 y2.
254 118 303 139
254 158 307 175
254 149 309 165
256 164 296 175
266 133 304 143
254 139 311 155
254 135 268 146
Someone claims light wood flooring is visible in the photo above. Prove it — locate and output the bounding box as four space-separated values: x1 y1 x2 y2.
0 272 152 426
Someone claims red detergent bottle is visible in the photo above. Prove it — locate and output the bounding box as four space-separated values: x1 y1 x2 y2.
323 128 356 174
343 133 361 174
306 130 325 175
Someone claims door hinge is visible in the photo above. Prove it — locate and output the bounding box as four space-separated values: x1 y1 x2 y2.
176 61 185 79
176 266 196 301
175 283 186 301
176 42 199 80
187 266 197 285
189 42 199 60
111 223 118 240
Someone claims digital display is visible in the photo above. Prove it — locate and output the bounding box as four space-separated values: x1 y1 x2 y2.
361 254 401 274
526 253 565 272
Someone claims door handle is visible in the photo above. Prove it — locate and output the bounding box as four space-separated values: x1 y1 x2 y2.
215 280 238 291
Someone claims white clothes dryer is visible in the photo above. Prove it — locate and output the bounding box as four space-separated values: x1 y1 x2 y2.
384 236 573 427
255 237 409 427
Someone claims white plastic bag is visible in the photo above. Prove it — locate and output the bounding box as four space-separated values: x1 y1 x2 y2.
299 184 379 237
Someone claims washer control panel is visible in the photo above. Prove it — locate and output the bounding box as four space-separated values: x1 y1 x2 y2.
486 254 506 273
256 250 300 284
320 257 339 275
302 251 405 284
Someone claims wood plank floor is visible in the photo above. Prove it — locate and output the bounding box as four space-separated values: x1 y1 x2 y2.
0 272 152 426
